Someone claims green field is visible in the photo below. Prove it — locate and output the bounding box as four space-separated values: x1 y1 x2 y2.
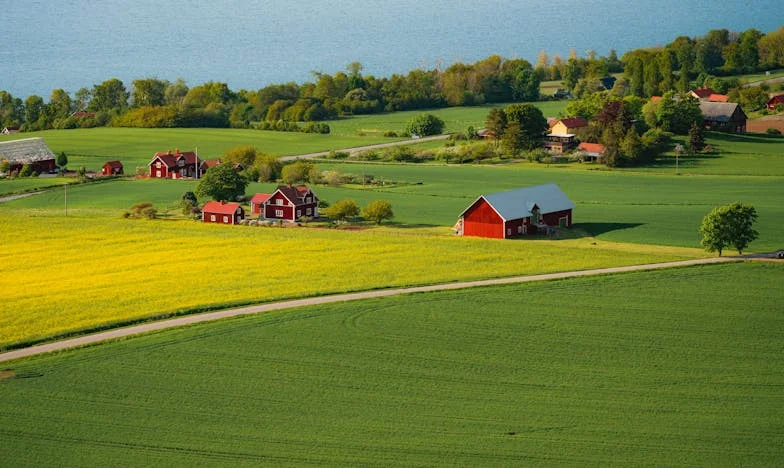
2 261 782 465
0 102 568 171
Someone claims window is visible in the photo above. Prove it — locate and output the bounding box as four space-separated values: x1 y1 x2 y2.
276 199 283 206
210 215 216 222
517 225 523 233
155 161 161 168
155 170 161 177
306 208 312 215
306 197 311 203
296 210 301 218
223 216 229 223
559 216 568 228
276 209 283 217
506 228 511 236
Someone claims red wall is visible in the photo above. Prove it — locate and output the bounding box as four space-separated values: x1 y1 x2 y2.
541 209 572 228
463 199 504 239
265 201 294 220
202 208 243 225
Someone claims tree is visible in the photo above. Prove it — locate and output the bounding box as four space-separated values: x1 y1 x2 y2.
24 95 44 126
503 103 547 151
404 113 445 136
699 203 758 256
281 160 317 184
0 159 9 174
132 78 167 107
484 107 507 138
688 122 705 152
323 198 360 222
500 121 524 155
222 145 257 168
254 153 282 182
89 78 129 112
363 200 394 224
18 164 35 178
195 163 248 201
56 151 68 170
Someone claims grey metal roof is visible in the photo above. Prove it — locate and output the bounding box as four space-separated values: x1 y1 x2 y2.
462 183 575 221
0 137 56 164
699 102 745 123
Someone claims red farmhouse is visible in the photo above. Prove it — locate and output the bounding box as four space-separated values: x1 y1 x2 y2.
202 201 245 225
457 183 574 239
148 149 203 179
259 185 318 221
101 160 123 176
768 95 784 111
249 193 272 215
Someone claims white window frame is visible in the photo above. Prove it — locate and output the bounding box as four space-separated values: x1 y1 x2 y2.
275 209 283 217
276 198 283 206
306 208 312 215
506 228 511 236
223 216 229 223
156 161 161 168
210 215 216 221
517 225 523 233
155 170 161 177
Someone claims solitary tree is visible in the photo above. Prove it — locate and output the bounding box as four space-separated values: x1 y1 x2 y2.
404 113 445 137
688 122 705 152
323 198 360 222
195 163 248 201
363 200 394 224
56 151 68 170
699 202 758 256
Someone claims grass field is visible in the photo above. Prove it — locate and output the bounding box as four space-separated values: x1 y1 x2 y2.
2 261 782 465
0 102 568 171
0 176 77 196
0 212 697 350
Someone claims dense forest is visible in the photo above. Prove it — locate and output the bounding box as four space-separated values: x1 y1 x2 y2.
1 27 782 132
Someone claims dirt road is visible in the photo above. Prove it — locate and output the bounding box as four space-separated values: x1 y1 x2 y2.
279 134 450 161
0 256 741 363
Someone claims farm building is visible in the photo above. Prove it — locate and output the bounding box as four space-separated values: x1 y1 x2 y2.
545 117 588 153
148 149 203 179
577 142 606 162
202 201 245 225
101 160 123 176
0 137 57 173
456 183 574 239
1 127 20 135
260 185 319 221
699 102 747 133
249 193 272 215
767 95 784 111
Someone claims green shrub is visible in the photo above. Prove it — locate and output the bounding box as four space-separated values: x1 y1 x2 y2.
766 128 782 135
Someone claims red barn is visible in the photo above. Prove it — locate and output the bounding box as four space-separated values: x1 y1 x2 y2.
101 160 123 176
249 193 272 215
767 95 784 111
202 201 244 225
148 149 203 179
457 183 574 239
261 185 318 221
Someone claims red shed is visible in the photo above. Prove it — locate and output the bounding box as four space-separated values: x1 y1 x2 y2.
262 185 318 221
767 95 784 111
101 160 123 176
457 183 574 239
202 201 245 225
250 193 272 215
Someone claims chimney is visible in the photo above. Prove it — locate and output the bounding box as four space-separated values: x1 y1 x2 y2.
174 148 179 155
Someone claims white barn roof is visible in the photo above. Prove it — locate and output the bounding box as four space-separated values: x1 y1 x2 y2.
461 183 575 221
0 137 56 164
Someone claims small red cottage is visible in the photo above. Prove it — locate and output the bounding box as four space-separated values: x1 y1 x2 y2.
767 95 784 111
202 201 245 225
260 185 318 221
249 193 272 215
457 183 574 239
101 160 123 176
148 149 203 179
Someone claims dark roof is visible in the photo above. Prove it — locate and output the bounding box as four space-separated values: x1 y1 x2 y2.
150 149 200 167
274 185 317 206
202 201 242 215
104 160 123 169
691 87 715 99
0 137 56 164
460 183 574 221
699 102 746 122
555 117 588 129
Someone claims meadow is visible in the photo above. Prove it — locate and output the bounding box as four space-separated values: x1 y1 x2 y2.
2 261 782 465
0 102 568 171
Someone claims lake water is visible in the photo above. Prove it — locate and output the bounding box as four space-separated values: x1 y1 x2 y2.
1 0 781 98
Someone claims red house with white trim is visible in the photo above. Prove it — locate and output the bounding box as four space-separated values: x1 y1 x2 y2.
149 149 203 179
767 95 784 111
202 201 245 225
250 193 272 215
456 183 574 239
260 185 319 221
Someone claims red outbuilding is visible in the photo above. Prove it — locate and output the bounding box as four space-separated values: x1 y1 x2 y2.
148 149 203 179
202 201 245 225
101 160 123 176
249 193 272 215
261 185 319 221
456 183 574 239
767 94 784 111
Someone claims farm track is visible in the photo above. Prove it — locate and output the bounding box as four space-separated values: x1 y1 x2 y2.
0 191 42 203
0 256 744 363
279 134 450 161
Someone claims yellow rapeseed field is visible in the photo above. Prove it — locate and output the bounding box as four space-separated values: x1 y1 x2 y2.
0 213 703 349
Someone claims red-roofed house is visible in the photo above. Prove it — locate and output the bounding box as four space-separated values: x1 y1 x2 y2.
577 142 606 162
250 193 272 215
707 94 729 102
148 149 203 179
202 201 245 225
767 95 784 111
101 160 123 176
200 159 222 172
690 87 715 99
650 96 663 103
261 185 319 221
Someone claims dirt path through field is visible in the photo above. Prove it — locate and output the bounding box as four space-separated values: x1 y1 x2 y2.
0 256 747 363
279 134 450 161
0 191 42 203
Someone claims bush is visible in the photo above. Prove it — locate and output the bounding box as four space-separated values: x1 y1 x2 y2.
18 164 35 178
326 150 349 159
362 200 394 224
383 131 398 137
129 202 158 219
766 128 782 135
404 113 445 137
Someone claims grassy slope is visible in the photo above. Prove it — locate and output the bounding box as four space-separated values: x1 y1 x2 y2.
1 262 782 466
0 102 568 171
0 212 695 349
